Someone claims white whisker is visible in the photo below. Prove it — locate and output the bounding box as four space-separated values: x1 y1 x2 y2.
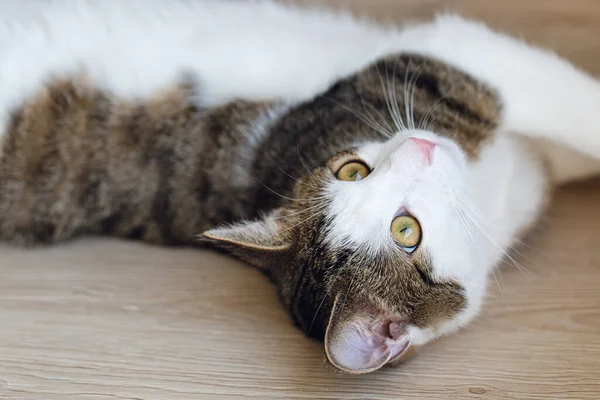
378 60 405 132
455 192 532 249
403 60 413 130
309 259 351 334
276 206 328 235
325 96 394 139
271 160 323 190
454 205 504 293
295 142 330 186
389 59 407 132
272 201 329 221
419 96 444 131
453 197 534 279
408 66 422 131
256 179 327 203
359 96 395 137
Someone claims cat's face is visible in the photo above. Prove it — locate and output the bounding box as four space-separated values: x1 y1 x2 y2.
203 129 488 374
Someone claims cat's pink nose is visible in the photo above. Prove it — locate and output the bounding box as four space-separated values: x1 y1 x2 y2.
408 137 436 164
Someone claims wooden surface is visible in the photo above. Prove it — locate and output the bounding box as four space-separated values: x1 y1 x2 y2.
2 1 600 399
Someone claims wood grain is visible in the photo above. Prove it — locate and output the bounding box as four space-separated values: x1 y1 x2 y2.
2 1 600 399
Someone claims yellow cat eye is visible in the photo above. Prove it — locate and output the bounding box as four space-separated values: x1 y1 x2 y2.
391 215 422 251
335 161 370 181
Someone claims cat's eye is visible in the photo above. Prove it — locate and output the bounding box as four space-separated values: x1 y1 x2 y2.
391 215 422 252
335 161 370 181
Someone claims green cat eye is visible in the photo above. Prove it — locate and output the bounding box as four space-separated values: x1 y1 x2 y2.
391 215 421 251
335 161 370 181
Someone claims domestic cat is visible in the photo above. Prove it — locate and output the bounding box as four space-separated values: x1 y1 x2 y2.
1 0 600 374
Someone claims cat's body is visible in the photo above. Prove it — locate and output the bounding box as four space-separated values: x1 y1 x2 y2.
2 0 600 374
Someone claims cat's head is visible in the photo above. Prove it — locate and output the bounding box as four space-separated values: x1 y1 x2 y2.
202 129 490 374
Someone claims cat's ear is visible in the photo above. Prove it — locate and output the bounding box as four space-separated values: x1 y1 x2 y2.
199 209 290 269
324 294 413 374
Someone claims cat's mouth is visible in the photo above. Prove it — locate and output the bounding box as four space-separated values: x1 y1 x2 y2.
323 294 412 374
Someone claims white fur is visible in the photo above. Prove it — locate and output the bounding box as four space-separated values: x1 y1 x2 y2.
2 0 600 350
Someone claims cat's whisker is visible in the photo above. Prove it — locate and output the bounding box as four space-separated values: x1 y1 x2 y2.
451 187 538 276
344 88 396 138
378 61 406 132
403 61 421 131
337 265 357 323
452 207 478 246
490 266 504 294
275 203 329 236
324 96 394 139
359 96 396 138
262 203 329 241
271 201 329 221
255 178 327 203
403 60 411 130
454 200 534 279
419 96 444 131
295 142 330 186
408 67 421 131
309 240 373 335
308 292 330 334
410 73 421 129
387 60 402 131
388 59 408 132
271 161 323 190
454 191 532 249
448 183 534 278
428 121 440 133
358 90 396 134
308 261 351 335
453 205 504 296
456 208 505 293
454 192 543 273
356 101 395 138
456 207 505 293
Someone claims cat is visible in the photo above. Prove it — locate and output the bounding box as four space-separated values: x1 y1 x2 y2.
2 0 600 374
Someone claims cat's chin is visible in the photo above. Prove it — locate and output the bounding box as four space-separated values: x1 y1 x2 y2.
324 295 412 374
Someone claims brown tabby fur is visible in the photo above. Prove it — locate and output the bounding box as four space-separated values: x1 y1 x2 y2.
0 54 501 369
